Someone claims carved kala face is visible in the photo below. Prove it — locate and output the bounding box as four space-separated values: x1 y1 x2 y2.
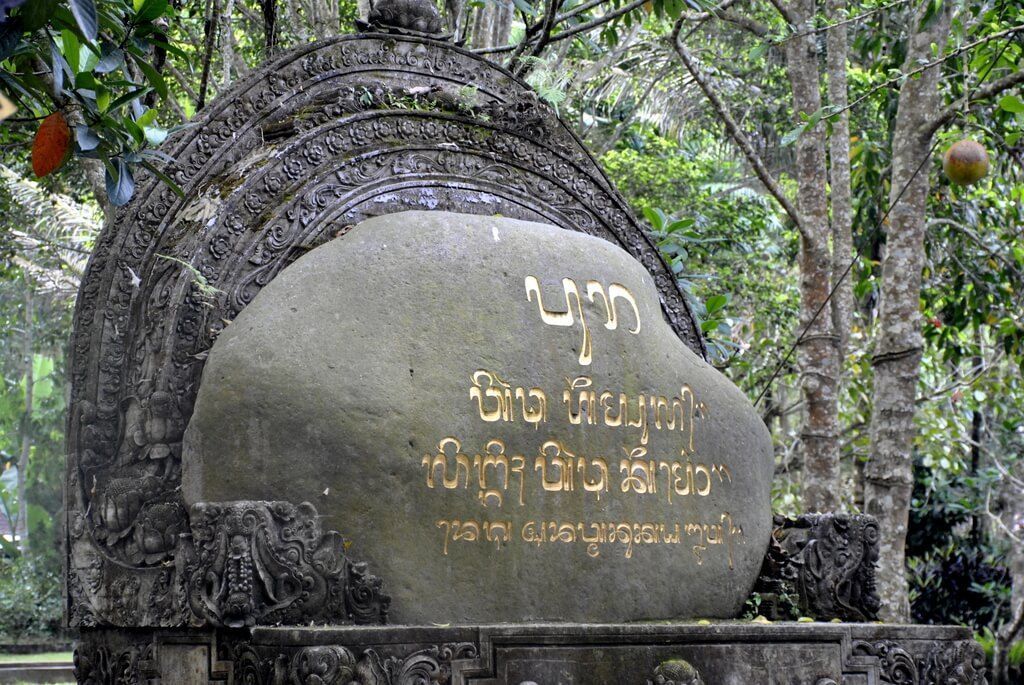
229 534 247 556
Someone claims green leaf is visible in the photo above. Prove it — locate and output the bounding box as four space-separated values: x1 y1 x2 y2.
781 125 802 147
79 42 99 72
74 71 97 90
105 158 135 206
705 294 728 314
144 126 167 146
511 0 536 16
135 0 168 21
96 85 110 112
123 117 145 145
0 534 20 558
75 124 101 151
998 94 1024 114
141 160 185 198
27 503 52 534
136 108 158 128
643 207 666 230
666 218 695 233
95 46 124 73
18 0 58 31
69 0 99 41
106 86 152 112
131 54 168 98
60 28 80 72
749 42 769 60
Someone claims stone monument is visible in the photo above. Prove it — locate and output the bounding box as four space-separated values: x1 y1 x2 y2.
65 3 987 682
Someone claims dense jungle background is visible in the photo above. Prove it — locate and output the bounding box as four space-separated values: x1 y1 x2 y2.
0 0 1021 680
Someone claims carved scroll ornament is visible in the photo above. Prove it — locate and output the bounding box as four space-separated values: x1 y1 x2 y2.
852 639 987 685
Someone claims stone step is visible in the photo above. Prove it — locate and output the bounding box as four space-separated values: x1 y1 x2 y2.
0 661 74 684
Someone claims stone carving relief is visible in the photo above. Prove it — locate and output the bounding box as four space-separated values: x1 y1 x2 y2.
66 32 705 628
852 639 988 685
73 641 149 685
237 641 479 685
360 0 446 35
751 513 881 621
647 659 705 685
71 628 989 685
183 501 389 628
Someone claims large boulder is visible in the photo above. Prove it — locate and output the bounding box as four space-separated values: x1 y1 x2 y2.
182 210 773 623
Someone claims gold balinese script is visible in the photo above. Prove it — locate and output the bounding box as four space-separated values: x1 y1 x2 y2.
422 437 731 507
524 276 640 365
435 513 744 566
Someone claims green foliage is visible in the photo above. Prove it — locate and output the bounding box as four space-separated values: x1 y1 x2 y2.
0 553 63 638
602 131 796 372
0 164 95 597
0 0 180 204
976 628 1024 674
741 589 800 621
520 55 573 113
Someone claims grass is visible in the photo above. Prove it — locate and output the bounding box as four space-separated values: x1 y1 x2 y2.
0 651 72 663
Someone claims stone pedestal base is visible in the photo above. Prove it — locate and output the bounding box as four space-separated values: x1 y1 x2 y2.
74 622 985 684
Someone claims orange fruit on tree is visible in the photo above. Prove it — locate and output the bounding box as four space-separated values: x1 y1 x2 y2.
32 111 73 178
942 139 989 186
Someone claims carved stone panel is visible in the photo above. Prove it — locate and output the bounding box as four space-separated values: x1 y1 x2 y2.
71 623 988 684
182 500 389 628
65 33 704 628
752 513 882 621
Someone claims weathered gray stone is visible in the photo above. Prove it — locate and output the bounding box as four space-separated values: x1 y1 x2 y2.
73 621 988 685
64 34 705 629
182 210 773 623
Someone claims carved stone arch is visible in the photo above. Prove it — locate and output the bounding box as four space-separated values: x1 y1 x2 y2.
66 33 704 627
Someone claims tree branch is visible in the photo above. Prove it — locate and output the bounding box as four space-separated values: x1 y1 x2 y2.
927 217 1024 284
677 0 744 43
477 0 649 55
825 22 1024 126
198 0 222 110
764 0 798 27
706 8 770 36
556 0 610 24
670 22 806 237
923 67 1024 138
513 0 561 74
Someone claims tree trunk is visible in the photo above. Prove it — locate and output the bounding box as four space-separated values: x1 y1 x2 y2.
16 286 33 550
357 0 371 23
221 0 236 90
444 0 464 39
863 0 953 622
470 0 513 50
304 0 340 39
826 0 853 356
784 0 841 514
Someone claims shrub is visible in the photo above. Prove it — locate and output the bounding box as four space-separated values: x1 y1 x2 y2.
0 554 63 639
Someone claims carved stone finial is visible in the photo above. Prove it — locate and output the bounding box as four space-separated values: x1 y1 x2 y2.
358 0 446 36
